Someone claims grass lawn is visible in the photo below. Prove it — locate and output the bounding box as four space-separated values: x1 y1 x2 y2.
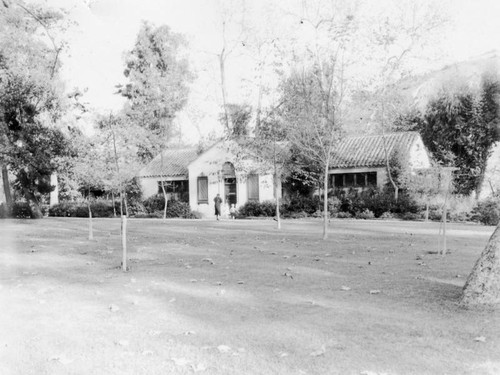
0 217 499 375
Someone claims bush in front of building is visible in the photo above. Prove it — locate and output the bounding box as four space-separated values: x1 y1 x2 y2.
49 200 118 218
470 197 500 225
141 194 199 218
12 201 34 218
332 187 421 218
283 195 321 216
238 200 277 217
142 194 166 213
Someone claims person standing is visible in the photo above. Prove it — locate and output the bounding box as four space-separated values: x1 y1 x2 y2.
214 193 222 221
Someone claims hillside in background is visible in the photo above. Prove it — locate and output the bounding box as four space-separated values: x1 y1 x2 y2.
347 51 500 198
400 50 500 110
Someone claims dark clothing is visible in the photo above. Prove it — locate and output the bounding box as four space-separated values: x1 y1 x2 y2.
214 196 222 216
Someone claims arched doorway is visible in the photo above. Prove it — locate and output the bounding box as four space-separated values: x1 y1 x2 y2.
222 162 237 205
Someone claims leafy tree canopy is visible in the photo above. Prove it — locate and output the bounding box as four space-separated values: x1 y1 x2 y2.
118 22 193 160
396 73 500 196
0 1 71 218
220 103 252 139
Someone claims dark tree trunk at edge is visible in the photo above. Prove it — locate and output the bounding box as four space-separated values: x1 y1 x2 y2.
1 164 13 214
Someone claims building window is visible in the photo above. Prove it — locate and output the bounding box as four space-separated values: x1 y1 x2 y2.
157 180 189 202
332 172 377 188
197 176 208 204
367 172 377 186
247 174 259 201
345 173 355 187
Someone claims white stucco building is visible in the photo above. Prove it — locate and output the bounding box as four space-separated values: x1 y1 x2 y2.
138 132 431 217
138 140 276 218
328 132 431 190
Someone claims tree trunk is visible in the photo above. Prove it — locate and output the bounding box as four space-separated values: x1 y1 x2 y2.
274 173 281 230
119 190 128 272
23 188 43 219
87 199 94 240
111 191 117 217
121 214 128 272
219 52 230 132
123 192 129 217
161 182 168 220
1 164 12 215
323 164 329 240
460 223 500 306
381 132 399 201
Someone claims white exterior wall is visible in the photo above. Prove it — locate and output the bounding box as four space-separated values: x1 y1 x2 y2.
188 142 275 218
408 138 431 169
140 177 159 198
480 142 500 199
258 174 275 201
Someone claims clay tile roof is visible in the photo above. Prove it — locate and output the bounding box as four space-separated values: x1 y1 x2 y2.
138 148 198 178
330 132 420 169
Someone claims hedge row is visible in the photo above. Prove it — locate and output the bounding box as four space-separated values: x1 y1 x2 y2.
48 195 200 219
0 201 42 219
235 188 500 225
49 201 119 218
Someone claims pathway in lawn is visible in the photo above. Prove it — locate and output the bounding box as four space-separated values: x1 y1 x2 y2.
0 218 499 375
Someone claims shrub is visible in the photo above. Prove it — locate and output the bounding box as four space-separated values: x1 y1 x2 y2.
49 200 117 218
287 211 309 219
239 200 277 217
164 200 195 218
311 210 325 218
400 212 422 221
379 211 395 219
327 196 341 216
336 211 353 219
12 201 33 218
89 201 116 218
471 198 500 225
143 194 166 213
0 203 9 218
283 195 320 215
48 202 75 217
127 201 146 217
141 195 197 218
332 187 421 218
355 209 375 220
427 205 443 221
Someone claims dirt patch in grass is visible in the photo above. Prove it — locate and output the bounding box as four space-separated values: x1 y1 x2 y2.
0 218 499 375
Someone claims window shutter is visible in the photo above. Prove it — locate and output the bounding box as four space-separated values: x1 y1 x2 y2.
197 177 208 203
247 174 259 201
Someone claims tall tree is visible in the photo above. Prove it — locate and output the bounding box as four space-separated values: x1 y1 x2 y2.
401 75 500 196
69 132 109 240
119 22 192 219
220 103 252 138
97 113 143 271
278 0 360 240
118 21 193 160
0 1 69 217
281 63 345 240
251 113 291 229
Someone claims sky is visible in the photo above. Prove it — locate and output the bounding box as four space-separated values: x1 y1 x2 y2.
30 0 500 143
